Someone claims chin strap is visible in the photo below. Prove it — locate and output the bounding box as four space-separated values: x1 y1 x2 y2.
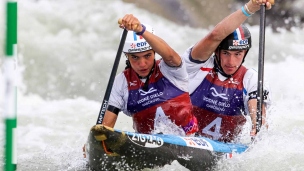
214 53 232 78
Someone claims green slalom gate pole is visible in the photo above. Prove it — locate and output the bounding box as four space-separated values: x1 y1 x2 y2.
4 0 18 171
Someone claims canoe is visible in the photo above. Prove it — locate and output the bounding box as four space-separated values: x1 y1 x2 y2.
84 124 248 171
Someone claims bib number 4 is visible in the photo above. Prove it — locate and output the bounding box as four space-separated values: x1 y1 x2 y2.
202 117 222 140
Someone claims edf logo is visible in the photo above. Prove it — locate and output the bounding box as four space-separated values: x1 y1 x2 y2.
233 39 248 46
137 42 147 47
130 42 147 49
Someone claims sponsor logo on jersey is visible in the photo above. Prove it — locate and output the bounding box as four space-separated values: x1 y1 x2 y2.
137 88 163 106
229 78 239 85
129 81 137 86
210 87 228 100
139 87 157 95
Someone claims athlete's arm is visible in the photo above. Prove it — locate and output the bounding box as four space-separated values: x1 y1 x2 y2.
102 73 127 127
248 99 267 136
191 0 272 61
141 29 181 67
120 14 181 67
102 110 118 128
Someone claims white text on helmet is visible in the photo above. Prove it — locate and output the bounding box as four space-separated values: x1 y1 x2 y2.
228 45 250 50
128 46 151 53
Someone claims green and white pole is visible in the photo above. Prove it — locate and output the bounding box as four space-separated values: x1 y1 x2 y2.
4 0 18 171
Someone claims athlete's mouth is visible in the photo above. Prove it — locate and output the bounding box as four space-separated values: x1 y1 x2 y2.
140 69 148 72
225 66 235 69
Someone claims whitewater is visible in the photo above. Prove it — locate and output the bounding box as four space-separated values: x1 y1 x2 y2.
0 0 304 170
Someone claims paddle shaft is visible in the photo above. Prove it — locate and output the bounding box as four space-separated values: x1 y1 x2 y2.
256 5 266 133
96 29 128 124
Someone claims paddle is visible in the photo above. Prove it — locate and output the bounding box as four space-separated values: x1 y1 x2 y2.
256 3 266 133
96 28 128 124
256 0 274 133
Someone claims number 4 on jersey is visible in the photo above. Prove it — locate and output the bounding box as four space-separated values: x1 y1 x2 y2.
202 117 222 140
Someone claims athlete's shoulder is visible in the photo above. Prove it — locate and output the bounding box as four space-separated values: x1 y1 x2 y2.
181 46 193 60
242 68 259 93
182 46 214 64
114 72 128 88
116 72 127 79
244 68 258 79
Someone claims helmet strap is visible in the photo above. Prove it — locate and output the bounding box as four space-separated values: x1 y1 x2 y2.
242 49 249 64
214 55 232 78
214 48 232 78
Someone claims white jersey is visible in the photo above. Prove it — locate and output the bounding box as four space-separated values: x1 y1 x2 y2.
108 58 189 116
182 46 271 114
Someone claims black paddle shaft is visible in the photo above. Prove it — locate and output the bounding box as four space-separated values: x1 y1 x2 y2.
256 5 266 133
96 29 128 124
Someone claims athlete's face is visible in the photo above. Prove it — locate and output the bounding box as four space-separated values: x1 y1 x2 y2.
218 50 246 75
126 50 155 77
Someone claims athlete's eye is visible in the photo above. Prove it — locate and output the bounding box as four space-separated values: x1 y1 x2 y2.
131 56 139 60
144 54 151 59
235 51 244 57
222 51 229 56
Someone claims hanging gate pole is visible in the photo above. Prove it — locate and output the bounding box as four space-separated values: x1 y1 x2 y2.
4 0 18 170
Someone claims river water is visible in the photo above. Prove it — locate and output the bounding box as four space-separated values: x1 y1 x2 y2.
1 0 304 170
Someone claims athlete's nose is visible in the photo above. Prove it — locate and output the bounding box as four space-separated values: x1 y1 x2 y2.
226 56 234 64
137 58 147 67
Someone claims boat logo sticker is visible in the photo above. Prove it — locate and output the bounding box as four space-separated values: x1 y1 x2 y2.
182 137 213 151
128 133 164 148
